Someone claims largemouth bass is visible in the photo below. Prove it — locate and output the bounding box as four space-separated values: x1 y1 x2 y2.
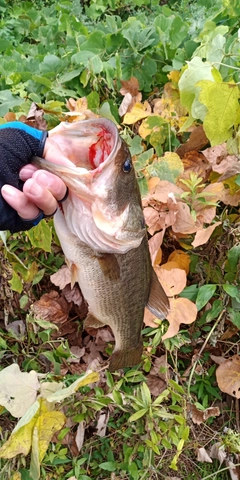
34 118 169 371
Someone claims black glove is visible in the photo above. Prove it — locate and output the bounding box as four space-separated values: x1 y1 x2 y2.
0 122 48 233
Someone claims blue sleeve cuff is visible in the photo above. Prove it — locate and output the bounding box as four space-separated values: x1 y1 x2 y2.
0 121 45 141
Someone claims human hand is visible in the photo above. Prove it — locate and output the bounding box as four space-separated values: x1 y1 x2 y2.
0 122 73 233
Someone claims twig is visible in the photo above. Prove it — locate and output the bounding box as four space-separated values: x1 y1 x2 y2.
187 309 226 398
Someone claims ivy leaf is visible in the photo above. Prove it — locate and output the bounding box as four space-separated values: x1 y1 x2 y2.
197 80 240 146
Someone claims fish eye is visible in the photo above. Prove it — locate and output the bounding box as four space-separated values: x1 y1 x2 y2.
123 158 132 173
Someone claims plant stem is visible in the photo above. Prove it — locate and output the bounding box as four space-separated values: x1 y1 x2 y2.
187 309 226 398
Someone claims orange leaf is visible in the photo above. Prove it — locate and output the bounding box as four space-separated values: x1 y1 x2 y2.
168 250 190 274
156 266 187 297
162 297 197 340
192 222 221 248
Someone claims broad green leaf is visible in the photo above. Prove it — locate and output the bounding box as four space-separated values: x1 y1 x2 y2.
129 135 144 156
0 89 23 116
9 271 23 294
32 75 52 88
197 80 240 146
225 245 240 273
223 284 240 302
196 284 217 311
99 462 116 472
179 284 198 301
141 382 151 407
26 220 52 253
58 68 82 83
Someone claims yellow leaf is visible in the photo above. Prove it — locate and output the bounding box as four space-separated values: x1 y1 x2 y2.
168 250 190 274
46 371 99 403
11 474 22 480
123 102 151 125
0 406 39 458
163 297 197 340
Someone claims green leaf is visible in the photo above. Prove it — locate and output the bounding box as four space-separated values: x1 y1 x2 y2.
197 80 240 146
0 90 23 116
99 462 116 472
223 284 240 302
128 408 148 422
225 245 240 273
147 152 184 184
26 220 52 253
227 308 240 328
32 75 52 88
9 271 23 294
196 284 217 311
58 68 82 83
179 284 198 301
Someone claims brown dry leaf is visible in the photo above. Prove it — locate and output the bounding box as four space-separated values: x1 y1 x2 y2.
176 125 209 157
119 77 142 116
147 355 171 396
168 250 190 274
172 202 198 234
62 284 83 307
203 143 239 174
210 442 227 465
156 267 187 297
149 180 183 203
25 102 47 130
216 355 240 398
188 403 221 425
191 221 222 248
162 297 197 340
96 411 109 437
31 291 70 325
197 447 212 463
65 97 98 121
50 265 71 290
4 112 16 122
210 355 226 365
196 206 217 225
148 231 164 266
75 421 85 453
144 206 164 235
221 189 240 206
143 308 159 328
123 101 151 125
179 151 211 183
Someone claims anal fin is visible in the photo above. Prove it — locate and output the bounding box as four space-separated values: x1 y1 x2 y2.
147 269 169 319
84 313 106 329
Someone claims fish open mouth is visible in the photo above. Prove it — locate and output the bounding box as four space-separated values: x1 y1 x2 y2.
49 118 119 172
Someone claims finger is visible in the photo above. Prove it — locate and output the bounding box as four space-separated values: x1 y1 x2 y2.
19 164 38 181
23 178 60 216
31 170 67 201
1 185 40 220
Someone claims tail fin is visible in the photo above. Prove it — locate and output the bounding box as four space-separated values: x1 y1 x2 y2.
109 343 143 371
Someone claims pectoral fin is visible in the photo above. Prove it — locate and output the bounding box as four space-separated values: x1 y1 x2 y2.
95 253 120 281
84 313 106 329
147 269 169 319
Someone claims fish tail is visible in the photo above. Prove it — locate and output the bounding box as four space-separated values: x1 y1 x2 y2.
109 343 143 371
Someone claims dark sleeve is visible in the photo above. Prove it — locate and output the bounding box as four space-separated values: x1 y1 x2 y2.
0 123 48 233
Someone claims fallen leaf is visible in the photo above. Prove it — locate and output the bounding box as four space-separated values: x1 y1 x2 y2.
0 364 40 418
50 265 71 290
176 125 209 157
123 101 151 124
75 421 85 452
62 284 83 307
156 267 187 297
203 143 239 174
143 308 158 328
144 206 164 235
96 411 109 437
167 250 190 274
120 76 140 97
188 403 221 425
197 447 212 463
221 189 240 206
216 355 240 398
172 202 198 234
163 297 197 340
192 222 222 248
31 291 70 326
210 442 227 465
147 355 171 396
119 77 142 116
148 231 165 266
